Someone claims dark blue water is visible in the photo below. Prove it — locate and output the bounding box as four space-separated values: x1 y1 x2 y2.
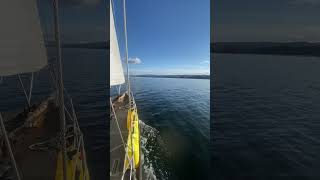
0 48 107 180
212 54 320 180
130 77 210 180
1 48 210 180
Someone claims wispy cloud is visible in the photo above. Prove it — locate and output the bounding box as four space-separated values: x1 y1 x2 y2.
132 68 210 76
200 60 210 64
131 64 210 75
128 57 142 64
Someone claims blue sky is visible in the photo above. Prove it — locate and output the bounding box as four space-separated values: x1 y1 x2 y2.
112 0 210 75
213 0 320 42
39 0 210 75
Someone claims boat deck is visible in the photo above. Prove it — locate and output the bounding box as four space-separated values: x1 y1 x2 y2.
0 98 60 180
110 93 129 180
110 93 144 180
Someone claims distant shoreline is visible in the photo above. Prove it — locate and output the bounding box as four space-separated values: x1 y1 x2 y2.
211 42 320 57
133 75 210 79
46 41 320 58
211 52 320 58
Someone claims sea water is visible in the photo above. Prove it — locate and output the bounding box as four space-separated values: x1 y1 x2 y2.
212 53 320 179
0 48 210 180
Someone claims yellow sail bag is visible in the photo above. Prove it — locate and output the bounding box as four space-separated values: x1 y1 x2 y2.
124 108 140 169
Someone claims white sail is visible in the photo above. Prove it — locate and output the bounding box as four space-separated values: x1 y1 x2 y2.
0 0 47 76
110 2 125 87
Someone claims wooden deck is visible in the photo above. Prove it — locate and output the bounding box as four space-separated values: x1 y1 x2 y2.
0 97 60 180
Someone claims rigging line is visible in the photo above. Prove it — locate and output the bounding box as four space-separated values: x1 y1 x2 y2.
110 98 125 146
123 0 131 106
18 74 31 107
71 133 82 178
130 108 135 170
53 0 68 180
123 108 136 180
110 98 135 178
48 64 58 93
0 113 22 180
80 136 89 179
28 73 34 105
70 98 80 130
113 0 137 177
129 123 134 180
110 144 123 152
118 84 122 95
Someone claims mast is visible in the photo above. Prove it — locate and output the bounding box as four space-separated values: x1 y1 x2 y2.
123 0 131 103
53 0 68 180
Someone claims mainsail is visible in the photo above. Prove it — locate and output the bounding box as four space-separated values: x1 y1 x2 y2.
0 1 48 179
110 2 125 86
0 0 47 76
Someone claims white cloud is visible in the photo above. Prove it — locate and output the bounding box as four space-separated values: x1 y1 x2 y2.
128 57 142 64
132 67 210 76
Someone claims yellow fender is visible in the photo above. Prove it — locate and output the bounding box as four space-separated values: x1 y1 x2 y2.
124 108 140 169
55 149 90 180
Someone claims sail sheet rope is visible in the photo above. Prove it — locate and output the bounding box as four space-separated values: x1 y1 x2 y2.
123 0 139 175
18 73 34 108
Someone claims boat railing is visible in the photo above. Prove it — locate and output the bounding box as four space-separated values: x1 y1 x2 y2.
48 60 89 179
111 90 140 180
62 84 89 180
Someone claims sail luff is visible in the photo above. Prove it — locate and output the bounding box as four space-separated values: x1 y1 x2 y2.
0 0 47 76
110 1 125 87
